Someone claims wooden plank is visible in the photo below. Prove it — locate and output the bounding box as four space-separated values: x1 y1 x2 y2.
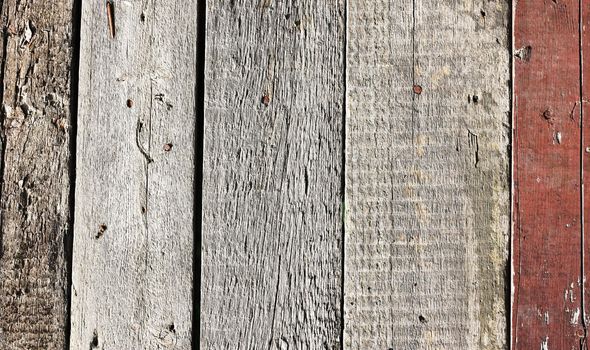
200 1 345 348
582 0 590 343
0 1 74 349
70 0 198 348
345 1 510 348
513 0 585 348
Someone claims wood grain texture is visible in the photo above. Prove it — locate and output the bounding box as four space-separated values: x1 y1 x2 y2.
0 0 74 349
513 0 586 348
71 0 198 348
345 1 510 348
200 1 345 348
584 0 590 343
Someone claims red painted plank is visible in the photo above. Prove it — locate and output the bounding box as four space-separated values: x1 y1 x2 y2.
514 0 585 348
582 0 590 343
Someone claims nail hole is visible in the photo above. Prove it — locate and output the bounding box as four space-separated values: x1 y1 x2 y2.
542 109 553 120
90 330 99 349
141 206 146 214
418 315 427 324
285 14 291 20
168 323 176 333
480 10 486 17
515 45 532 62
96 224 107 239
294 19 301 26
164 143 173 152
140 12 146 22
127 99 134 108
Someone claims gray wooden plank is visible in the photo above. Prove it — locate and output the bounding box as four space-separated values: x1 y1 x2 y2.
200 1 345 348
71 0 198 348
0 0 74 348
345 1 511 348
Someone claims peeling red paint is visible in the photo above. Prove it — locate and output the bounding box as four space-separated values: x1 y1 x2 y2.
514 0 585 348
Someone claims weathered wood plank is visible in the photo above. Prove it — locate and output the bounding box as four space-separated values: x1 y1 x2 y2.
584 0 590 343
200 1 345 348
71 0 198 348
513 0 585 348
345 1 510 348
0 0 74 348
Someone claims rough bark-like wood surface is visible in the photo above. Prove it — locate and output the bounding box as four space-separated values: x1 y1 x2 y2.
200 1 345 348
514 0 586 348
345 1 510 348
71 0 198 348
0 1 74 349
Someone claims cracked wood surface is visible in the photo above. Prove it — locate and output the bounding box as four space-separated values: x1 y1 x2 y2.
200 0 345 348
345 0 510 348
513 0 587 348
70 0 198 348
0 0 74 349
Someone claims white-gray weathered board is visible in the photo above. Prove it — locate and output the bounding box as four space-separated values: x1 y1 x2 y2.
200 0 345 348
71 0 198 348
345 0 510 348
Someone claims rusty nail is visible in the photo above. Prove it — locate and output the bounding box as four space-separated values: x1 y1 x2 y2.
106 1 115 38
262 94 271 106
413 85 422 95
127 99 133 108
164 143 173 152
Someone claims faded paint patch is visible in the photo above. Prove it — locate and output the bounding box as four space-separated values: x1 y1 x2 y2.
570 307 580 325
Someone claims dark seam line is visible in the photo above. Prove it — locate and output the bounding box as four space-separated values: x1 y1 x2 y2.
0 0 8 262
340 0 347 348
411 0 416 145
507 0 514 347
192 0 206 348
65 0 82 348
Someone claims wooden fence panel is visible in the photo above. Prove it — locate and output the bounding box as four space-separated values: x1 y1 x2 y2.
513 0 586 348
70 0 198 348
200 0 345 348
345 1 511 348
0 1 74 349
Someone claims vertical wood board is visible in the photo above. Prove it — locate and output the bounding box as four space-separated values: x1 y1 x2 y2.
513 0 585 348
71 0 198 348
0 1 74 349
345 1 511 348
200 0 345 348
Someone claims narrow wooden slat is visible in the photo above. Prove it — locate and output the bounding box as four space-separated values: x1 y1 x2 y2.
200 1 345 348
71 0 198 347
513 0 585 348
0 1 74 348
582 0 590 342
345 1 510 348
